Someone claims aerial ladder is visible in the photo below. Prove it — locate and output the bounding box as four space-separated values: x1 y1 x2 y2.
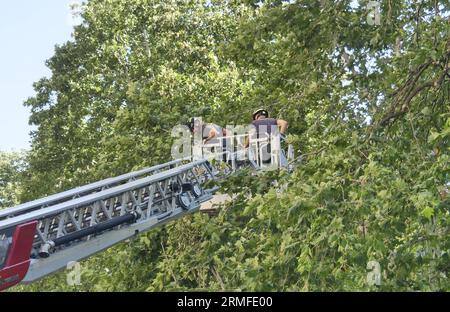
0 130 294 291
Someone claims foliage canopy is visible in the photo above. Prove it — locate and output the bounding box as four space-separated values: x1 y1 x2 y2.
1 0 448 291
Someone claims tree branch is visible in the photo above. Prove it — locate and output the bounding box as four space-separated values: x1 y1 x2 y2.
377 50 449 128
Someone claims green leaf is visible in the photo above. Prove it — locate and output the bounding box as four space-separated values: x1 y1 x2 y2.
421 207 434 220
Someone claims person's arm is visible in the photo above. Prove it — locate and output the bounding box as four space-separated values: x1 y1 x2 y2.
277 119 288 134
203 128 218 144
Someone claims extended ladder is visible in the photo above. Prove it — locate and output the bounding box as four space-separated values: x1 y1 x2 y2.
0 133 293 291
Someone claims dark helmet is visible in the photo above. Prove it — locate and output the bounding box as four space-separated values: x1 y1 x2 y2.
252 108 269 120
188 117 203 132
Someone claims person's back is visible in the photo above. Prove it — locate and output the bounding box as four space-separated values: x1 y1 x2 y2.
248 109 288 165
251 118 278 138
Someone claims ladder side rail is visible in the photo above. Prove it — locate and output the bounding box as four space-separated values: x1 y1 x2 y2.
33 160 216 257
0 158 189 220
0 159 210 231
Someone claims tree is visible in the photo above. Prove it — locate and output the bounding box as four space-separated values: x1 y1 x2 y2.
0 151 26 209
17 0 449 291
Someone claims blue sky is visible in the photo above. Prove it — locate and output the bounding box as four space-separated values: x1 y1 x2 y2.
0 1 77 151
